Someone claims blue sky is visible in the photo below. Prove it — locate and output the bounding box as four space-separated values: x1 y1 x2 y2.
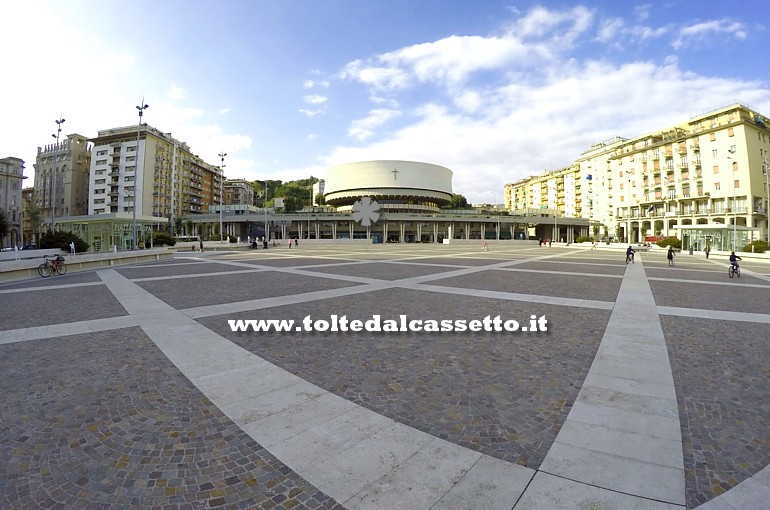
3 0 770 204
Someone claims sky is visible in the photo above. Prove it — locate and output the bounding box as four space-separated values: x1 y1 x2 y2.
2 0 770 205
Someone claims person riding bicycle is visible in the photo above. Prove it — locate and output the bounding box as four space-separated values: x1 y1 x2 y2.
729 251 742 272
626 246 635 262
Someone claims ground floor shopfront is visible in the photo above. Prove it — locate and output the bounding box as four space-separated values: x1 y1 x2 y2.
55 213 168 252
185 211 591 245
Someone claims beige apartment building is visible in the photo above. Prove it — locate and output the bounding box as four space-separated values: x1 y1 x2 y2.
0 156 27 248
224 179 255 206
87 124 222 220
32 133 91 229
505 103 770 250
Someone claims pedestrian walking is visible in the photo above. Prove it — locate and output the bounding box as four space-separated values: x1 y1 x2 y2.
294 238 298 248
289 238 292 248
704 245 710 259
667 246 675 266
482 241 489 251
199 239 204 252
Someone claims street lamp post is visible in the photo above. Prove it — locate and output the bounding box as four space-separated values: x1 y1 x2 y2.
133 99 149 250
51 116 65 230
218 152 226 243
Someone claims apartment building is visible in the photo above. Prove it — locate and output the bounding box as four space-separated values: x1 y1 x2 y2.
224 179 255 206
506 103 770 249
32 133 91 227
88 125 223 222
0 156 26 248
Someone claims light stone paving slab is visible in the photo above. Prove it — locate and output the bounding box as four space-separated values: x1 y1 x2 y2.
343 439 482 510
517 472 683 510
539 260 685 506
432 456 534 510
657 306 770 323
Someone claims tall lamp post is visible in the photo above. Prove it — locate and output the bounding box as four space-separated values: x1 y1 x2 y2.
218 152 226 243
51 116 65 229
133 99 149 249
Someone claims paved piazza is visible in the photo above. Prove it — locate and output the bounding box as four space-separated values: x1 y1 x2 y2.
1 243 769 509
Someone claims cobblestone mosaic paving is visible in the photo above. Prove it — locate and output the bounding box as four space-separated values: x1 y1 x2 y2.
137 272 363 310
650 280 770 313
201 287 610 469
0 271 103 290
304 262 461 280
504 261 627 275
223 257 358 268
423 269 623 302
662 317 770 508
116 262 242 279
0 285 127 330
0 328 342 510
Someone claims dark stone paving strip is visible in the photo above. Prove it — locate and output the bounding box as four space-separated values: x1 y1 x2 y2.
662 317 770 509
137 271 363 310
650 280 770 314
200 287 610 469
0 285 128 330
0 328 342 510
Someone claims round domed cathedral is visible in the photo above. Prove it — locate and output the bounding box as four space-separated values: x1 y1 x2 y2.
324 160 453 214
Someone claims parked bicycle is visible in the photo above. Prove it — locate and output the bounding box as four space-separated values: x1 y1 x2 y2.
38 255 67 277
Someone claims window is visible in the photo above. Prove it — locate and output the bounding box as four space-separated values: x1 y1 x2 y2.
94 208 105 214
124 176 134 182
94 198 105 204
715 183 721 191
96 159 107 165
734 179 740 188
96 150 107 156
94 188 105 194
126 156 136 162
95 179 106 184
95 169 106 175
712 149 718 158
709 132 716 141
713 165 719 174
127 146 137 152
728 127 734 137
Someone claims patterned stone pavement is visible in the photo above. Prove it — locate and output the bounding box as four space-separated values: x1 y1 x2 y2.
1 242 769 509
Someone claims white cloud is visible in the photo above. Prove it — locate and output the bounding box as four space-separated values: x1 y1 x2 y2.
673 19 747 49
299 108 323 118
168 83 187 100
303 94 328 104
348 109 402 140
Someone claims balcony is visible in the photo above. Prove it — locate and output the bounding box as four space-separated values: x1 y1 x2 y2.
690 143 700 151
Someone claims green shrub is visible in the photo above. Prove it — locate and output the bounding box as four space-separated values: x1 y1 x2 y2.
39 230 89 253
153 232 177 246
229 235 237 243
742 240 768 253
656 236 681 249
575 236 591 243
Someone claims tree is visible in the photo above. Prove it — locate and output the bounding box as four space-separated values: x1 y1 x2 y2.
39 230 90 252
282 196 303 213
174 217 183 236
0 210 8 247
27 202 42 241
185 219 194 237
445 194 469 209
